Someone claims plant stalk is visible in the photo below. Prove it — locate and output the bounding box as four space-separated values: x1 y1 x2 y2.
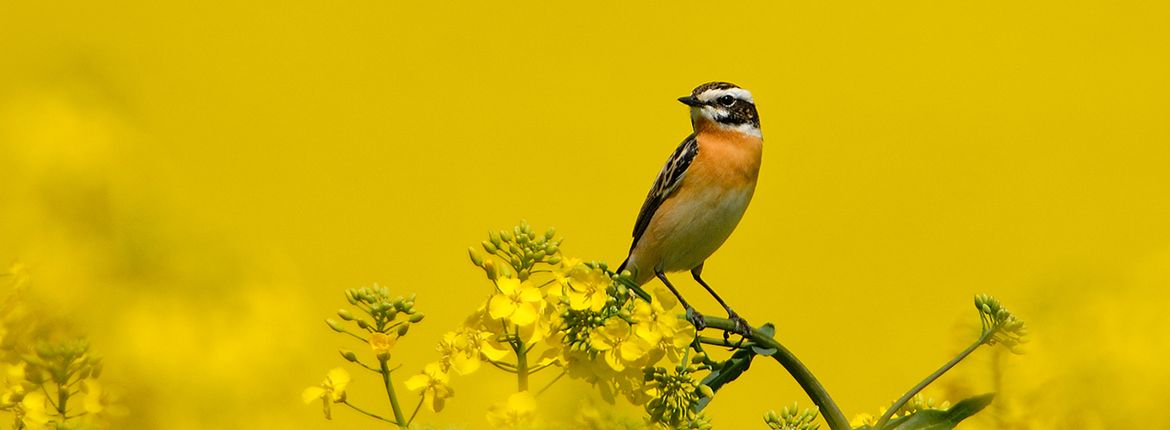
702 316 851 430
871 331 991 429
516 339 530 391
379 357 408 428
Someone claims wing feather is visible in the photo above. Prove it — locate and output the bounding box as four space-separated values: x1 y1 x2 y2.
627 133 699 253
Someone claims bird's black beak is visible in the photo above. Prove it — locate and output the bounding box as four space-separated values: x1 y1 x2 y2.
677 96 703 107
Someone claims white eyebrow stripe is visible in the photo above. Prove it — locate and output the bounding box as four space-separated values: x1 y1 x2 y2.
696 87 754 104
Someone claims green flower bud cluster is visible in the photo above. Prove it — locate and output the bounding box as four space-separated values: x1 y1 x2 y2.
24 339 102 387
643 363 714 429
0 267 123 427
332 285 424 335
558 308 607 356
764 403 820 430
974 294 1028 352
895 394 947 416
472 221 563 281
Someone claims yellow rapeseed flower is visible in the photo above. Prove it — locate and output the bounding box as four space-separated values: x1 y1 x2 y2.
590 318 650 372
564 266 610 312
489 277 545 327
302 368 350 419
404 362 454 412
82 378 128 418
19 391 51 430
1 362 26 408
438 328 485 375
369 332 399 360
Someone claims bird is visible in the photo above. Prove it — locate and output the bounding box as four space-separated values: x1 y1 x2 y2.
618 81 763 337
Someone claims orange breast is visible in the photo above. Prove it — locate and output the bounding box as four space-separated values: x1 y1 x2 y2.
689 128 763 188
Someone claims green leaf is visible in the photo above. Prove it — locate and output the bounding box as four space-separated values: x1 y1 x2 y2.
695 346 757 411
887 393 995 430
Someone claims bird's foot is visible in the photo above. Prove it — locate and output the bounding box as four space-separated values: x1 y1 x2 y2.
724 309 753 340
684 307 707 331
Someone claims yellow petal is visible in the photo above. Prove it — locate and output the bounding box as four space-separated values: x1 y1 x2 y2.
369 332 398 353
496 277 520 295
488 294 517 320
604 349 625 371
506 391 537 414
83 379 104 414
589 291 608 311
510 302 538 326
403 374 429 392
451 352 481 375
567 292 590 310
326 367 350 392
302 387 326 404
635 323 663 345
519 285 543 303
619 339 648 362
481 340 511 361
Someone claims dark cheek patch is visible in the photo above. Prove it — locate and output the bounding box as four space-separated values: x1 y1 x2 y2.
714 104 760 127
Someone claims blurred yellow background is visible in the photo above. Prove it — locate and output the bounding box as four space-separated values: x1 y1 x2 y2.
2 1 1168 428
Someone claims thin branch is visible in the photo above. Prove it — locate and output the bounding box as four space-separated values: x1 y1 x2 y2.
486 359 519 373
342 400 394 423
536 370 567 397
872 330 992 429
701 315 851 430
407 395 425 427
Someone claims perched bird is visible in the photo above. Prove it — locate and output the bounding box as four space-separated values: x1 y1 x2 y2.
618 82 763 336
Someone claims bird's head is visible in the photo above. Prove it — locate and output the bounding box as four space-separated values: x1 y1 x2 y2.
678 82 761 137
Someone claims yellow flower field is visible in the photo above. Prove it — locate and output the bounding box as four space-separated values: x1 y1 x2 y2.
2 1 1169 429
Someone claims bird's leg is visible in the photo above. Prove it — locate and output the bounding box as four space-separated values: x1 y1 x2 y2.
691 264 752 339
655 270 706 331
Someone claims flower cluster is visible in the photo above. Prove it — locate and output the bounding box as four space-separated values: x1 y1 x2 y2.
643 362 713 429
850 394 948 427
764 403 820 430
307 285 427 425
424 222 701 427
0 264 124 430
974 294 1028 352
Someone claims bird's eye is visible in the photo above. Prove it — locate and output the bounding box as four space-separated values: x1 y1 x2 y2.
718 95 736 107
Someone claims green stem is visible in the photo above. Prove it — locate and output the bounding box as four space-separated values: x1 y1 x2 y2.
57 383 69 417
407 395 425 426
379 358 408 428
515 339 530 391
343 400 394 423
701 316 851 430
872 331 991 429
697 335 753 349
486 359 519 373
536 370 567 396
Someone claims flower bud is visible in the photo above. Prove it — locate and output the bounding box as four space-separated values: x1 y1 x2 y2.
397 325 410 337
469 247 486 266
337 309 355 321
409 314 425 323
326 319 345 332
339 349 358 362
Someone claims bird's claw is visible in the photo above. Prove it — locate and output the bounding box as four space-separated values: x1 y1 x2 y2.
720 308 758 345
684 307 707 331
